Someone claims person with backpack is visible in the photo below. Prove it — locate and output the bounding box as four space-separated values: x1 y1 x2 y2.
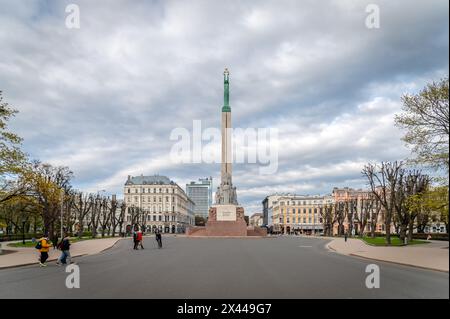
137 228 144 249
36 234 51 267
155 229 162 249
56 233 71 265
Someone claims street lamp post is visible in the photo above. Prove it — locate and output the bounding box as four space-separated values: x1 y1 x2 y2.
60 189 64 240
312 206 316 236
21 215 26 245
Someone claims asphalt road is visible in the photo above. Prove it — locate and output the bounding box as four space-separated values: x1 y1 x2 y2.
0 236 448 298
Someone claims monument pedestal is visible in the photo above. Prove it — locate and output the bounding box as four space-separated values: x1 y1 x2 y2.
205 205 247 236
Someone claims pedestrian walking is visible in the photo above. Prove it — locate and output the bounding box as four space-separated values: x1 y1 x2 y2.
344 231 348 242
137 228 144 249
155 230 162 249
133 228 139 250
36 234 51 267
56 233 72 265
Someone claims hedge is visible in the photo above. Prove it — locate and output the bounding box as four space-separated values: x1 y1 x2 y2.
412 233 448 241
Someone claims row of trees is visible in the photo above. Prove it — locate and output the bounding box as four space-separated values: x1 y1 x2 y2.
0 159 134 239
357 77 449 244
320 194 382 238
1 91 143 240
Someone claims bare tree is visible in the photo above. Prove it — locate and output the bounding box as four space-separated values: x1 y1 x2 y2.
362 161 404 245
99 197 112 237
334 201 346 236
320 203 334 237
369 197 382 238
346 199 357 237
356 196 374 237
72 192 93 237
89 195 102 238
110 198 124 237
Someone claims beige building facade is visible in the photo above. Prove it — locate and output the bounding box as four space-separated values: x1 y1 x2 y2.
271 195 334 234
124 175 195 233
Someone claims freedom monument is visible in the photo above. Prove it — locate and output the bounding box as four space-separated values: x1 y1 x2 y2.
187 69 266 237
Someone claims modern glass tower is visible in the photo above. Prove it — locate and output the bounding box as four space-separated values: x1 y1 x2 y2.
186 177 213 218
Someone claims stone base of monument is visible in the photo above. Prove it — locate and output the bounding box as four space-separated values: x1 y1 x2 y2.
186 205 267 237
205 206 247 236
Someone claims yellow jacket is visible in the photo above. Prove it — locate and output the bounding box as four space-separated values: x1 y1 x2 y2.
39 238 51 253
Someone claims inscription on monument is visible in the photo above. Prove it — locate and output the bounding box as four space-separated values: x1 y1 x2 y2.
215 205 237 221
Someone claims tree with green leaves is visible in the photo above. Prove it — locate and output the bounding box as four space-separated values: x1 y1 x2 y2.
395 78 449 175
0 91 29 204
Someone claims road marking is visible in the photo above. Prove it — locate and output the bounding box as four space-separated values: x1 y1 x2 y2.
298 245 312 248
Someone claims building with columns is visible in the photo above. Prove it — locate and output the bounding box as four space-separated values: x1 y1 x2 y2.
124 175 195 233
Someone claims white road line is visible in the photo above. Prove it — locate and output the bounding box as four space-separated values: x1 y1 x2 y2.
298 245 312 248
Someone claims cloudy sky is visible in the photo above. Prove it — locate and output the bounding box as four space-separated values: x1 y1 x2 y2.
1 0 448 214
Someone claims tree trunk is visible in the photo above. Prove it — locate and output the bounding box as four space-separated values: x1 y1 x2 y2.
399 224 407 243
408 219 414 242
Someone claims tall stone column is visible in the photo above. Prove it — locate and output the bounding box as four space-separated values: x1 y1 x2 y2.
216 68 238 205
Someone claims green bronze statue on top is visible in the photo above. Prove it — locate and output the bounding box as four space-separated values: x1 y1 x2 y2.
222 68 231 113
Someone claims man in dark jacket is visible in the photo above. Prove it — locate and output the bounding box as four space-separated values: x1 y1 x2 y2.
155 230 162 248
56 233 71 265
133 227 139 250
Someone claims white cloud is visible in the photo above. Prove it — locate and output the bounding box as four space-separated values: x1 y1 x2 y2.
0 0 448 214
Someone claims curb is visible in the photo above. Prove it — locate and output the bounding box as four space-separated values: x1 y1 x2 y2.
326 241 449 273
0 254 88 270
347 253 449 273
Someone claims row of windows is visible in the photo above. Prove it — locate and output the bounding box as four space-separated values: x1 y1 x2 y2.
280 217 323 224
281 208 321 214
279 200 332 206
126 187 177 194
126 215 188 222
127 196 176 203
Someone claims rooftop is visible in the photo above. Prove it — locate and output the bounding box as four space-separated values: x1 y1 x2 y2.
125 174 174 186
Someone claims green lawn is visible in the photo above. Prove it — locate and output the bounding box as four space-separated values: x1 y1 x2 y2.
7 236 113 248
361 236 429 246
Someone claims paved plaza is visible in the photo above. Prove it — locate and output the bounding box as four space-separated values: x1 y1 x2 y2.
0 236 448 299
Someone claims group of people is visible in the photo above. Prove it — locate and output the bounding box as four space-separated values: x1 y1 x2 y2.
35 228 163 267
132 227 163 250
35 233 72 267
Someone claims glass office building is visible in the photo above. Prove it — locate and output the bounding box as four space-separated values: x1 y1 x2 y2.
186 177 213 218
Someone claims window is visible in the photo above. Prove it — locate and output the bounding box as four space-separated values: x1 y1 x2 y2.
159 215 162 221
153 215 156 221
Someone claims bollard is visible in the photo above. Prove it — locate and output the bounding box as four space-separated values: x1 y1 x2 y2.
0 243 2 255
